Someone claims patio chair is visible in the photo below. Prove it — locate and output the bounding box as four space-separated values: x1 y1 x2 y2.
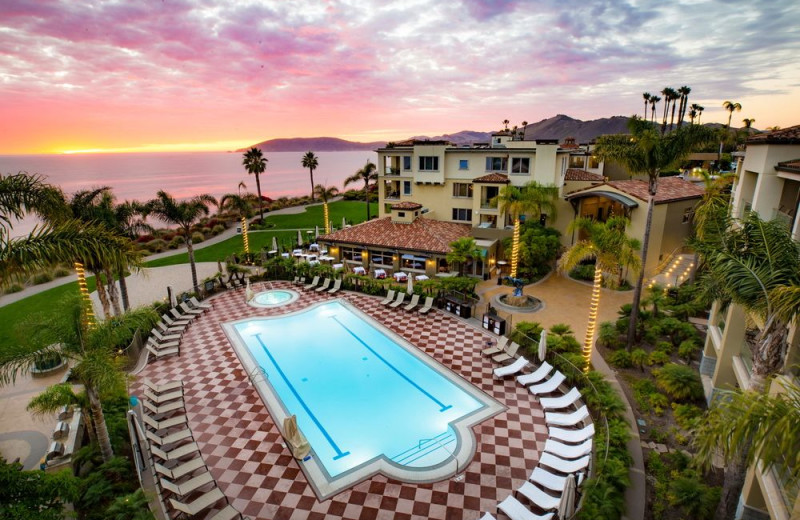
545 405 589 428
539 452 590 474
492 341 520 364
149 441 200 462
162 313 191 328
169 487 226 517
303 276 320 290
516 361 553 386
380 290 396 306
189 296 212 310
328 279 342 294
315 278 331 292
208 504 243 520
154 457 205 481
143 414 188 433
143 380 183 394
160 471 214 497
146 343 179 360
517 481 561 511
146 427 193 447
143 398 185 416
180 301 204 316
548 423 595 444
292 276 300 285
529 466 568 494
147 336 179 351
170 307 197 322
403 294 421 311
497 495 555 520
152 329 181 343
418 296 435 314
389 292 406 308
528 371 566 396
543 437 593 460
144 388 183 404
482 336 509 356
157 321 185 335
539 387 582 411
494 356 529 378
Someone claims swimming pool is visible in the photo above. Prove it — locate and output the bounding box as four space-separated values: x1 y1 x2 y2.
248 289 299 308
223 300 504 498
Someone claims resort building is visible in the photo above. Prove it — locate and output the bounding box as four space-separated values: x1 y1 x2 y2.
700 125 800 520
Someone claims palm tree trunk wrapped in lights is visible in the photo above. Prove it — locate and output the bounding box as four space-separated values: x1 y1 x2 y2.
241 217 249 253
582 266 603 371
510 218 520 278
323 201 330 234
314 184 339 235
74 261 96 330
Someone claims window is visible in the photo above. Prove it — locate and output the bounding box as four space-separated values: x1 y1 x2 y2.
398 211 406 217
342 247 362 262
569 156 585 168
419 156 439 171
511 158 530 174
403 156 411 171
589 155 600 169
370 250 393 266
682 208 694 224
403 181 411 195
459 159 469 170
452 208 472 221
452 183 473 198
485 157 507 172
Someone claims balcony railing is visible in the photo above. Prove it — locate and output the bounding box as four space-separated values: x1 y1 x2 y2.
740 337 754 375
384 167 401 176
480 201 498 210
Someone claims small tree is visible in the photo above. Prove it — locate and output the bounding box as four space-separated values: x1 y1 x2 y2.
0 458 79 520
302 151 319 201
446 237 480 276
242 147 267 220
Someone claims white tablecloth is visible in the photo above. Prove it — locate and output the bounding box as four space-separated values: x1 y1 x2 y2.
281 253 290 258
353 266 366 275
374 269 387 279
309 244 320 251
393 272 408 282
415 275 429 281
292 249 303 257
333 263 344 270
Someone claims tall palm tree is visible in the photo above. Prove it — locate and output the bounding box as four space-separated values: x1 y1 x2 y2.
111 200 150 311
696 104 705 124
313 184 339 234
491 181 559 278
242 147 267 221
521 120 529 139
649 95 661 124
301 151 319 201
742 118 755 131
145 191 217 294
660 87 676 133
558 216 641 370
694 378 800 520
446 237 481 276
219 191 254 253
344 160 378 221
0 293 158 462
502 119 510 131
642 92 651 120
676 86 691 127
722 100 742 129
689 103 702 125
595 116 714 348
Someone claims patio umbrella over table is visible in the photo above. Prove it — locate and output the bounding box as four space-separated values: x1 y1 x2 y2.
538 329 548 362
558 473 576 518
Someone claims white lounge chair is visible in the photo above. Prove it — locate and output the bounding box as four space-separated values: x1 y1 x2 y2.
418 296 435 314
380 290 396 306
154 457 205 480
389 292 406 308
146 343 179 359
492 342 520 364
539 452 590 474
517 481 560 511
152 329 181 343
169 487 225 517
143 380 183 394
545 405 589 427
143 414 187 433
530 466 568 494
170 307 197 322
403 294 421 311
162 314 191 328
160 471 214 496
150 441 199 462
539 387 582 410
303 276 320 290
146 428 192 446
148 335 180 350
528 371 566 396
180 301 204 316
315 278 331 292
189 296 212 310
328 279 342 294
497 495 555 520
516 361 553 386
549 423 595 444
143 399 184 416
144 388 183 404
479 514 497 520
494 356 529 378
208 504 243 520
482 336 509 356
543 437 593 460
157 321 185 335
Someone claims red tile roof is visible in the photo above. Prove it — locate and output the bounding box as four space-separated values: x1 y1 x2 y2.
391 201 423 210
318 217 471 254
565 169 604 182
747 124 800 145
607 177 704 204
473 173 510 184
776 159 800 173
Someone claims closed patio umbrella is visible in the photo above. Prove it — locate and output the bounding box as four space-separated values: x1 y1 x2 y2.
558 473 576 518
315 225 319 238
407 274 414 294
297 230 303 247
245 278 254 303
538 329 548 362
342 216 347 228
271 236 278 251
283 415 310 459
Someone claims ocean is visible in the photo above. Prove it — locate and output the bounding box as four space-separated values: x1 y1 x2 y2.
0 150 378 236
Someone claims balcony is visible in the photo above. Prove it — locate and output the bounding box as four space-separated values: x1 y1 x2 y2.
383 167 401 176
480 200 499 211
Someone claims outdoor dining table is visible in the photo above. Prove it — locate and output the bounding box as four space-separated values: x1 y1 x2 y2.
374 269 387 279
353 266 366 275
332 263 344 270
415 274 429 281
393 272 408 282
309 244 320 251
292 249 303 257
281 253 290 258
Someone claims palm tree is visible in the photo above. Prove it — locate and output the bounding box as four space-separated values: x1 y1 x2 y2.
696 104 705 124
502 119 510 131
344 160 378 221
722 100 742 129
0 293 158 462
694 378 800 520
689 103 702 125
649 95 661 124
642 92 651 120
242 147 267 221
313 184 339 234
741 118 755 132
446 237 481 276
110 200 150 312
491 181 559 278
558 216 641 370
145 191 217 293
521 120 529 139
660 87 676 133
676 86 691 127
219 191 254 253
595 116 714 348
301 152 319 201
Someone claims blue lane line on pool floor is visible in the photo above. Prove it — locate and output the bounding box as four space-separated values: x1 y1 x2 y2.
253 333 350 461
330 315 452 412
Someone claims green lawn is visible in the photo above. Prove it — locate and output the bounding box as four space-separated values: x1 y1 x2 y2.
258 200 370 229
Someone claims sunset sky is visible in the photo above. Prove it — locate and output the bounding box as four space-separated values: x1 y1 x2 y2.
1 0 798 155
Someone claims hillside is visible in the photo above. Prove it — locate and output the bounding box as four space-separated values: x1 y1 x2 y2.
523 114 631 142
239 137 385 152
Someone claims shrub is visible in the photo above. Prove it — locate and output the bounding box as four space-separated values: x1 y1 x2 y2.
4 283 24 294
168 236 185 249
191 232 205 244
655 363 703 401
597 321 621 349
200 226 212 236
510 321 543 351
648 350 670 366
631 348 648 371
678 339 699 362
649 392 669 415
33 272 54 285
672 403 703 430
145 239 168 253
569 263 595 281
615 317 629 335
211 224 225 235
53 267 71 278
668 474 720 519
609 350 632 368
656 341 674 354
135 234 154 243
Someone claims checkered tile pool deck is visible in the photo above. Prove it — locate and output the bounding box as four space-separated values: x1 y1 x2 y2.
134 282 549 519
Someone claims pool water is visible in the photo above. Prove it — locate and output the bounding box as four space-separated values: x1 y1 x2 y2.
225 300 503 497
249 289 299 307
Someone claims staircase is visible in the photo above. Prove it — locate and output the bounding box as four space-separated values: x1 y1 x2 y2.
647 253 695 289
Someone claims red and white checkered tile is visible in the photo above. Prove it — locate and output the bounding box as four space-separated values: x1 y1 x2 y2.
133 282 548 520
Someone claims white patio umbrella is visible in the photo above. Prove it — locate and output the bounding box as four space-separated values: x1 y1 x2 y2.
342 216 347 228
271 236 278 251
297 229 303 247
407 274 414 294
557 473 576 519
329 220 334 232
245 278 254 303
538 329 548 362
315 225 319 238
